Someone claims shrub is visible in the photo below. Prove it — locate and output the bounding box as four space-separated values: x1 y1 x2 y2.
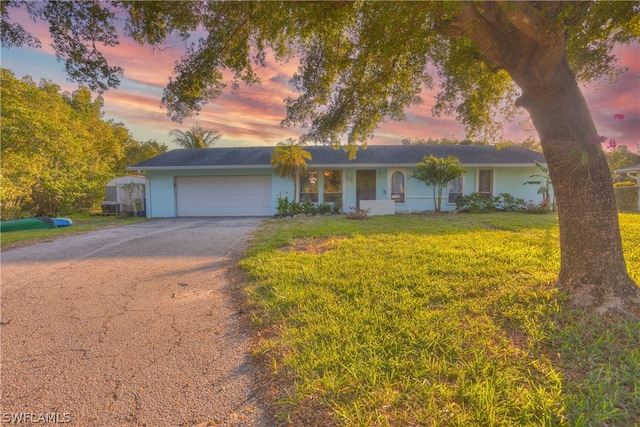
275 196 306 216
523 200 551 214
456 192 496 213
276 196 290 217
346 206 370 219
289 200 302 215
317 202 332 214
332 198 343 214
276 196 344 217
301 200 314 214
457 193 529 213
495 193 526 212
613 182 638 212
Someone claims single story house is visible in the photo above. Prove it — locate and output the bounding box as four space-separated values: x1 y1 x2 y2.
127 144 547 217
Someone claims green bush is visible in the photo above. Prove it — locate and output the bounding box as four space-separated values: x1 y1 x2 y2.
276 195 344 216
456 192 497 213
495 193 526 212
332 198 343 214
300 200 314 214
289 200 302 215
317 202 332 214
276 196 290 216
457 193 530 213
613 182 638 212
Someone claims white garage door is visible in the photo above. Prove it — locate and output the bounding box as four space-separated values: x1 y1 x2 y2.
176 175 272 216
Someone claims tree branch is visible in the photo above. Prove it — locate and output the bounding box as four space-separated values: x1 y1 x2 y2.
497 2 548 43
447 3 511 69
497 2 566 57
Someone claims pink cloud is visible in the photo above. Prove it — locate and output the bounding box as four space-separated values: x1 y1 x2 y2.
2 5 638 151
582 45 640 151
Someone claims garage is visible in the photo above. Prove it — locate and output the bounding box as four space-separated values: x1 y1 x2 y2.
175 175 272 216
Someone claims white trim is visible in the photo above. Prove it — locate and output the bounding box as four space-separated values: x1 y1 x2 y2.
321 168 344 205
476 168 495 196
447 176 464 205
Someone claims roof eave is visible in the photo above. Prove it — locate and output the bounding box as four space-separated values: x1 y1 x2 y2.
614 167 640 174
126 165 273 171
128 162 543 171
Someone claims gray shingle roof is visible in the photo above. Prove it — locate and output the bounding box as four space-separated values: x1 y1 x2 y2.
128 144 546 170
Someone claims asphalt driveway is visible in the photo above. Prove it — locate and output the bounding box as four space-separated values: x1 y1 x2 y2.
1 217 267 426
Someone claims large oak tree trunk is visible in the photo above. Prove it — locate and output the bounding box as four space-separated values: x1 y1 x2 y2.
516 59 638 312
450 2 639 313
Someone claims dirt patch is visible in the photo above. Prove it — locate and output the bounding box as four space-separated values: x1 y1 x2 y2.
480 222 516 232
279 237 345 255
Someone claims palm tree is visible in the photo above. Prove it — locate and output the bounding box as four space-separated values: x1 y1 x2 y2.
270 139 312 202
411 155 467 212
169 123 222 148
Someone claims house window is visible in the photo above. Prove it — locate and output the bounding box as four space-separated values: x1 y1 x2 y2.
478 169 493 199
300 170 318 202
323 170 342 203
448 177 463 204
391 170 405 203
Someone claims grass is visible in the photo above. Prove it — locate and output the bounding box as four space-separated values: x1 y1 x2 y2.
0 213 147 249
241 213 640 426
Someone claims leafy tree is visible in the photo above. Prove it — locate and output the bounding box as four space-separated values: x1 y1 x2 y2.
0 69 131 218
517 136 543 153
606 146 640 182
3 2 638 311
114 138 169 176
169 123 222 149
270 139 312 202
411 155 467 213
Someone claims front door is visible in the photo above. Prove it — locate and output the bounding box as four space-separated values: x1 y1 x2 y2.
356 170 376 207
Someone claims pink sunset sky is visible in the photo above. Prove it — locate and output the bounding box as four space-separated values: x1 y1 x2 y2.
1 12 639 151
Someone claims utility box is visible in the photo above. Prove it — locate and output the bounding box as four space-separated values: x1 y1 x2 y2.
102 176 146 216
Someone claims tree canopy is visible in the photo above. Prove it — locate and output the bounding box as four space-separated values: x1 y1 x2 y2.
0 69 165 219
607 146 640 181
2 1 638 311
3 2 636 146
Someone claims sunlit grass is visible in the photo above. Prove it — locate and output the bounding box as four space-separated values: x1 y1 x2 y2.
0 213 147 248
242 213 640 426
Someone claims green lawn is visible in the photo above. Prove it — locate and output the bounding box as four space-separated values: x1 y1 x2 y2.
0 214 147 249
241 213 640 426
